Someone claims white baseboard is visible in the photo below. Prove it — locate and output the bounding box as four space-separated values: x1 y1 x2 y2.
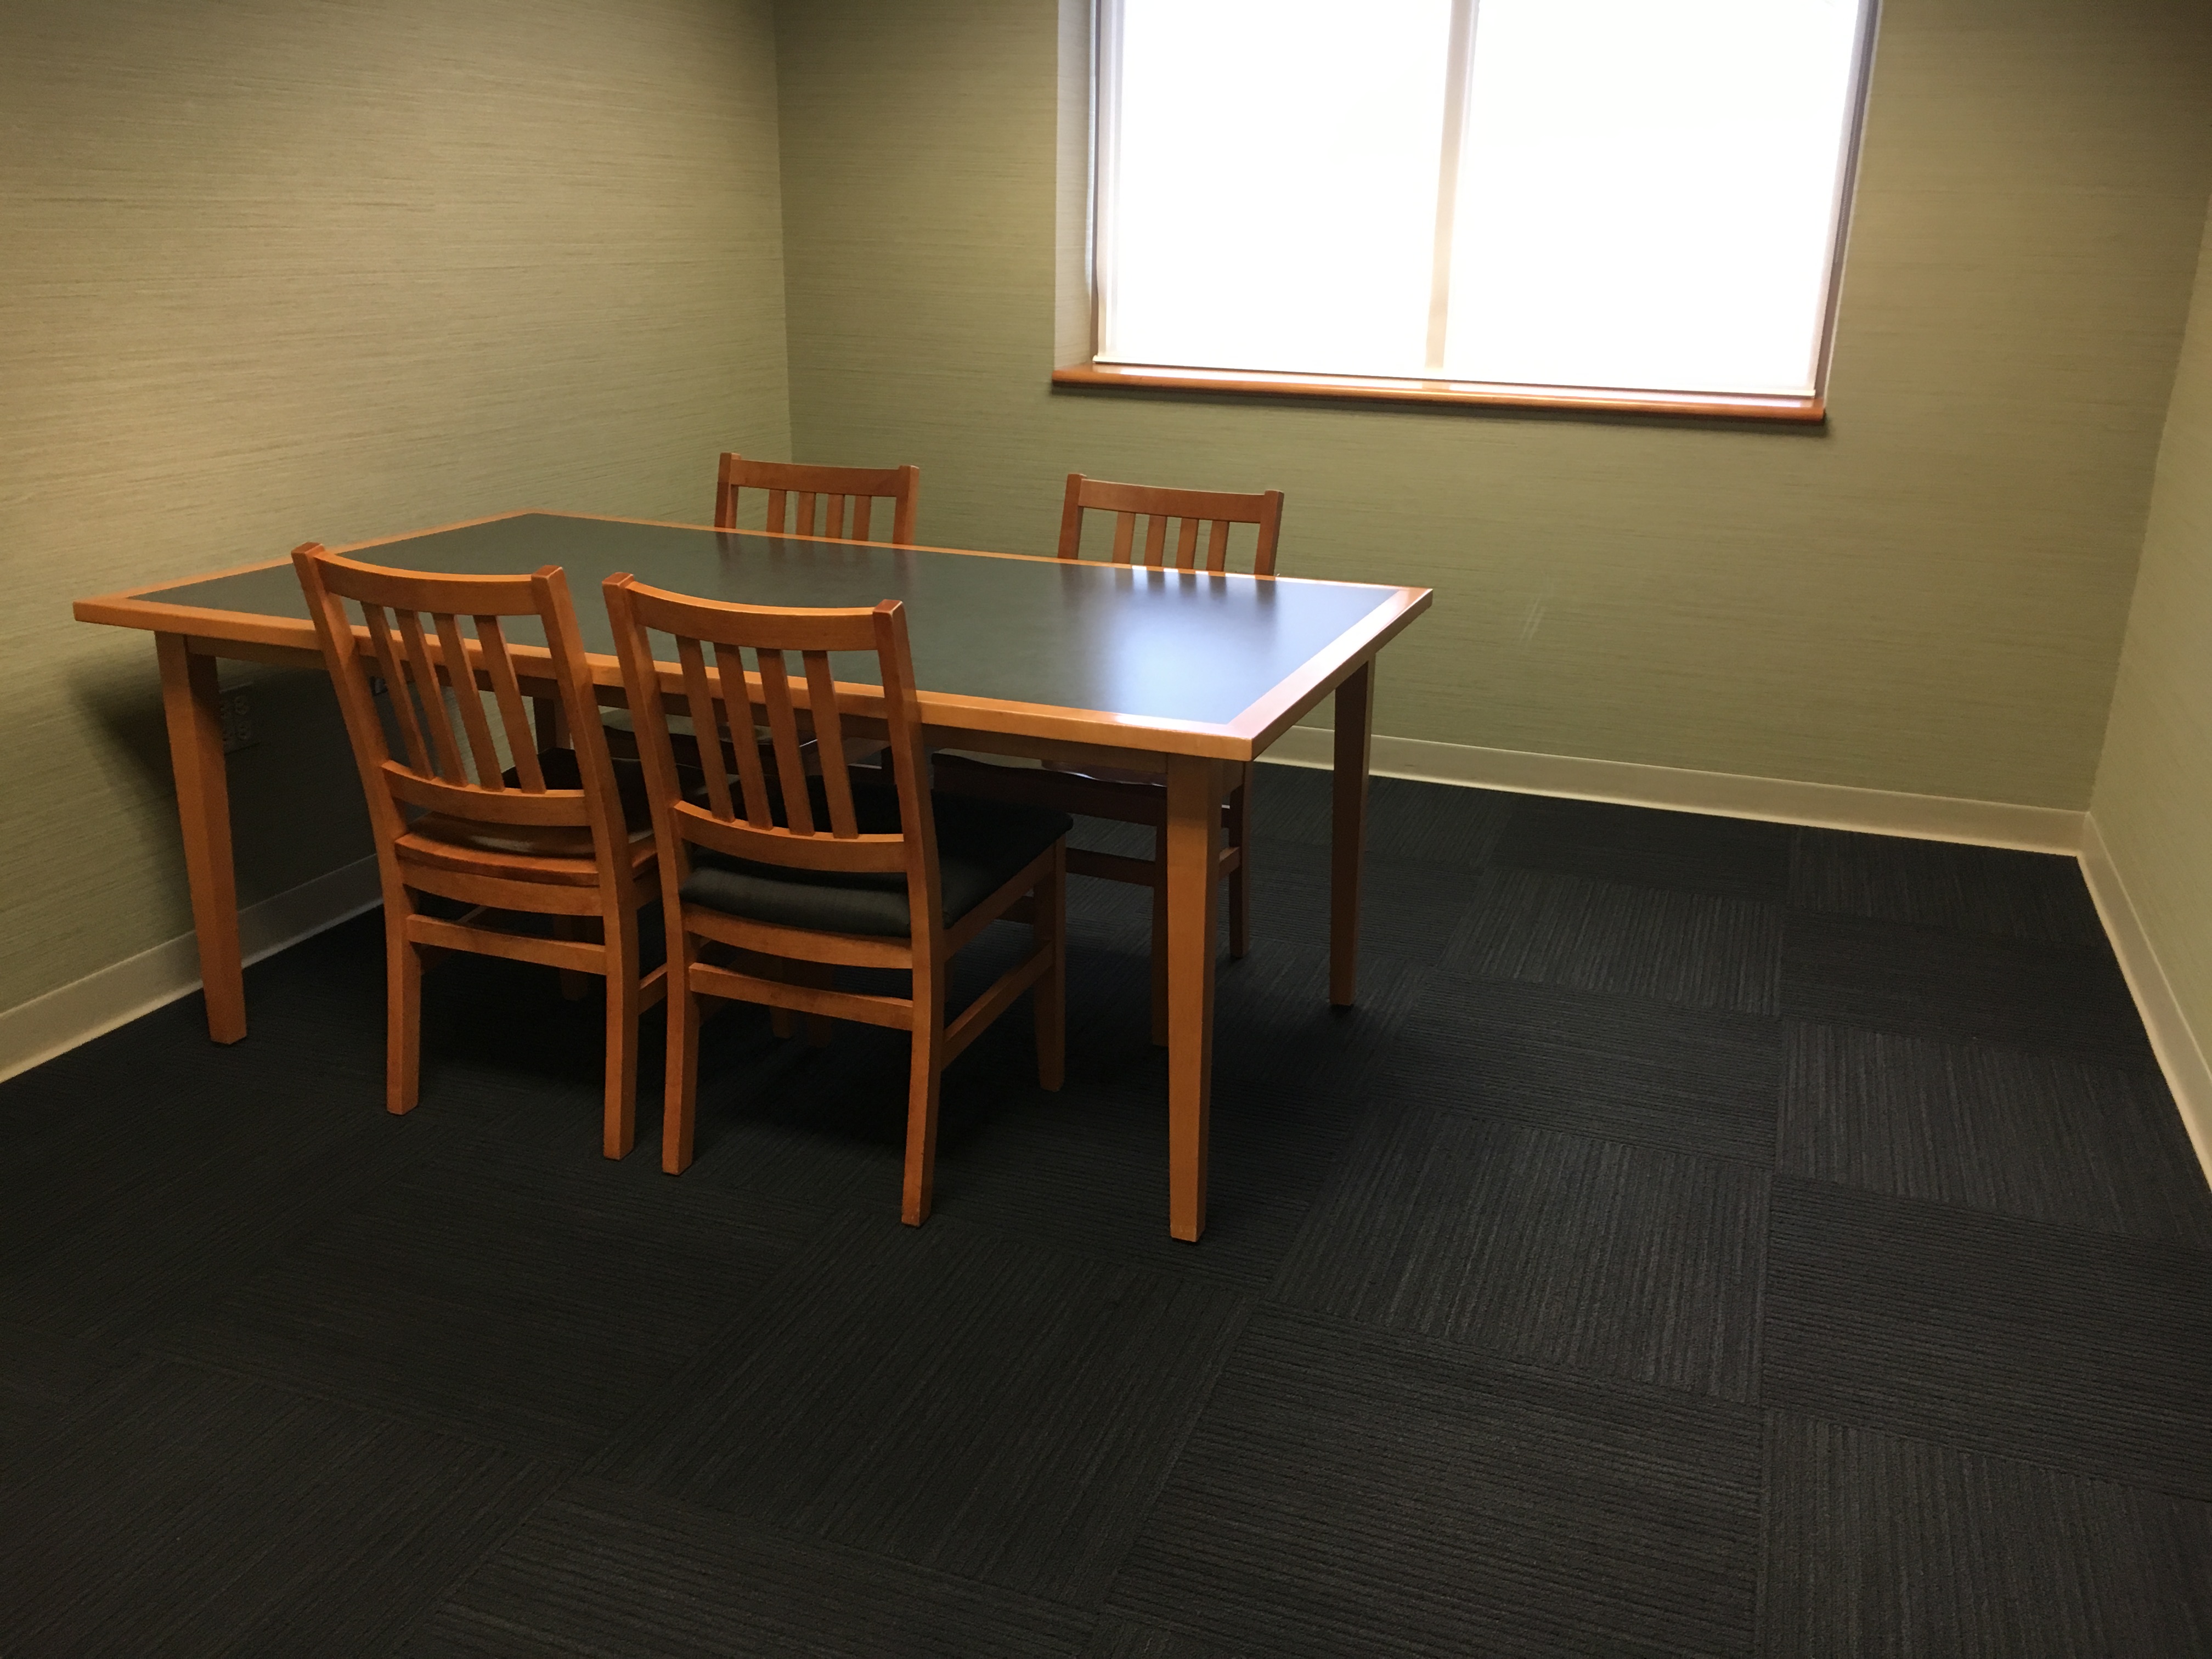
1260 727 2085 854
0 855 382 1085
2078 815 2212 1187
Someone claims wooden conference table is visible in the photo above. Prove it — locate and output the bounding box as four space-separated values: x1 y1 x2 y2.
74 511 1431 1240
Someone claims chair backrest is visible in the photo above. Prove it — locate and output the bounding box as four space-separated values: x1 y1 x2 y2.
602 574 942 928
716 453 921 546
292 544 630 871
1056 472 1285 576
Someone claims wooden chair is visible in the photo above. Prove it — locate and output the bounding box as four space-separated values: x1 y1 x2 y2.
716 453 921 545
936 473 1284 1041
601 455 921 768
292 544 664 1158
605 574 1069 1224
1054 471 1283 575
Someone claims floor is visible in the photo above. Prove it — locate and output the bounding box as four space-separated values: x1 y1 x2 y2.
3 769 2209 1657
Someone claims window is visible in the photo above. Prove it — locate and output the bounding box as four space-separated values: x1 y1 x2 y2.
1073 0 1874 419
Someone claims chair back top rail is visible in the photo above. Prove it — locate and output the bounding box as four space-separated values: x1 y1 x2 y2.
604 575 940 899
291 545 628 851
717 453 921 546
1056 472 1285 577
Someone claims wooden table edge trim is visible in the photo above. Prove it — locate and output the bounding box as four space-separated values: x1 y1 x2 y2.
76 529 1431 765
72 509 1415 617
1229 586 1433 751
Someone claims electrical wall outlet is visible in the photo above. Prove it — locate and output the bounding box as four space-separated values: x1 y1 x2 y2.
219 688 255 754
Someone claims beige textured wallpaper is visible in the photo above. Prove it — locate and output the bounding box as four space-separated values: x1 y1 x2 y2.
0 0 791 1018
2091 204 2212 1060
774 0 2212 810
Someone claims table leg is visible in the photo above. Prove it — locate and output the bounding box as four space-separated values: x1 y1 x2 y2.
1164 753 1221 1242
1330 659 1374 1008
156 633 246 1043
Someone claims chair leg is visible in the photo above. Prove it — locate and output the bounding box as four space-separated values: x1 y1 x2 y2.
902 956 946 1226
768 951 796 1039
557 917 591 1001
799 961 834 1048
663 929 702 1175
1226 772 1251 960
1034 843 1066 1091
1149 834 1170 1048
602 907 642 1160
384 896 425 1115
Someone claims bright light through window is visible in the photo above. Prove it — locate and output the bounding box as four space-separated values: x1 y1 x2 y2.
1096 0 1871 400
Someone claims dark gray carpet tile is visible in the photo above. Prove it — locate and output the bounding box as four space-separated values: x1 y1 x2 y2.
1493 794 1794 901
1380 973 1782 1164
1234 836 1483 963
1081 1615 1246 1659
0 1318 131 1409
1780 1023 2212 1247
1788 827 2106 946
1107 1305 1764 1659
1276 1106 1769 1401
0 1106 412 1358
685 933 1419 1288
1 996 383 1265
669 916 1115 1211
1758 1413 2212 1659
592 1211 1249 1607
1069 811 1161 861
0 1356 553 1659
151 1142 828 1462
1446 866 1785 1016
1780 912 2154 1067
1763 1178 2212 1499
399 1479 1091 1659
1248 764 1514 871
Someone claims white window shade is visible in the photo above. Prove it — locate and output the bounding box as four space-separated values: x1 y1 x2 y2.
1094 0 1871 403
1097 0 1453 380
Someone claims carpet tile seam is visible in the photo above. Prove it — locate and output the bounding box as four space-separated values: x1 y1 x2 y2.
1384 1087 1786 1173
129 1347 651 1472
1754 1402 2212 1511
547 1473 1149 1628
1234 1298 1774 1429
1765 1172 2212 1279
1767 1168 2212 1265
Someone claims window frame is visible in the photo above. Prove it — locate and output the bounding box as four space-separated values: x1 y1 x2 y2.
1056 0 1882 425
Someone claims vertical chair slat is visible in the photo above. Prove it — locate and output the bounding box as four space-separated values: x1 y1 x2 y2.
715 456 919 547
676 634 736 823
362 603 432 775
475 617 545 791
396 610 468 782
715 642 774 831
803 650 859 838
756 649 814 834
435 612 504 788
1057 475 1284 577
1144 514 1170 568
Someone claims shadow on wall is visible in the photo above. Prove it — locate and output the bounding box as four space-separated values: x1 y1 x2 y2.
67 657 375 912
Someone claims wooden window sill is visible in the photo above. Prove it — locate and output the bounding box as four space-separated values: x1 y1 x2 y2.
1051 362 1825 424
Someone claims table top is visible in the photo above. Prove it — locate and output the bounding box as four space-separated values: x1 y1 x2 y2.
78 512 1431 760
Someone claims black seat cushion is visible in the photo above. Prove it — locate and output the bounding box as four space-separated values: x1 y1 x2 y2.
679 784 1070 938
